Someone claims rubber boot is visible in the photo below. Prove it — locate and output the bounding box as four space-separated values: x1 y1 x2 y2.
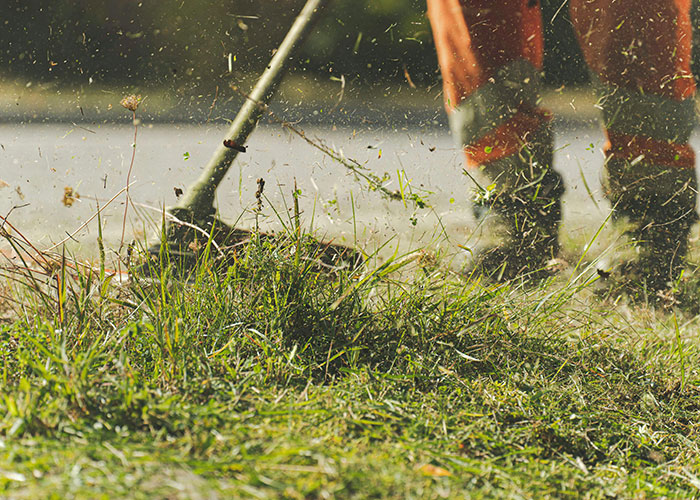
467 125 565 281
604 158 698 291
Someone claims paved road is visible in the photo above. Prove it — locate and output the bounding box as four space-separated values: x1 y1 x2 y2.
0 121 668 261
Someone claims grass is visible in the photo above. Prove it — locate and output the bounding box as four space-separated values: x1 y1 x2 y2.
0 212 700 499
0 76 602 124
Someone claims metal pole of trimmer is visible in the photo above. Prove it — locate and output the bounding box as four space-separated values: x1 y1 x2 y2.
173 0 330 222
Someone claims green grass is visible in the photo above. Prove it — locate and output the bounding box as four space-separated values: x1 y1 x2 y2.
0 219 700 499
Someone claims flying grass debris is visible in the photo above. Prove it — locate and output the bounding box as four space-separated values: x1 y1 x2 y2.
62 187 79 207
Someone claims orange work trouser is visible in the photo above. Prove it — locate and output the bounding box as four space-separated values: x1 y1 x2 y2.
427 0 696 172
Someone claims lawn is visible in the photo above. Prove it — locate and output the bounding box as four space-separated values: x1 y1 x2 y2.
0 217 699 499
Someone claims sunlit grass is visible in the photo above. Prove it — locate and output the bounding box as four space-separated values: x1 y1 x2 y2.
0 208 699 498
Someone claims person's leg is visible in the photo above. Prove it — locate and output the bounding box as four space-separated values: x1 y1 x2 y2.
427 0 564 279
571 0 697 290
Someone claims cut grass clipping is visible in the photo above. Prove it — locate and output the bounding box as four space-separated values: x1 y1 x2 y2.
0 211 699 498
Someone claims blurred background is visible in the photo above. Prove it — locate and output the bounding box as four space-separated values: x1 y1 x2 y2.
1 0 600 123
1 0 590 88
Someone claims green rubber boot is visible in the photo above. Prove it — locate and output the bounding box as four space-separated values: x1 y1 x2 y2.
604 158 698 292
466 126 565 281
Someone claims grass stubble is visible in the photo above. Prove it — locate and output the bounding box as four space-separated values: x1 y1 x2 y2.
0 196 699 499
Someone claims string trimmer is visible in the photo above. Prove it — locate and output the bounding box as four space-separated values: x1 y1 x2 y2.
143 0 363 272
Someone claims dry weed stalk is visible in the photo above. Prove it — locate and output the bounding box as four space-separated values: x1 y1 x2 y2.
119 94 142 254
